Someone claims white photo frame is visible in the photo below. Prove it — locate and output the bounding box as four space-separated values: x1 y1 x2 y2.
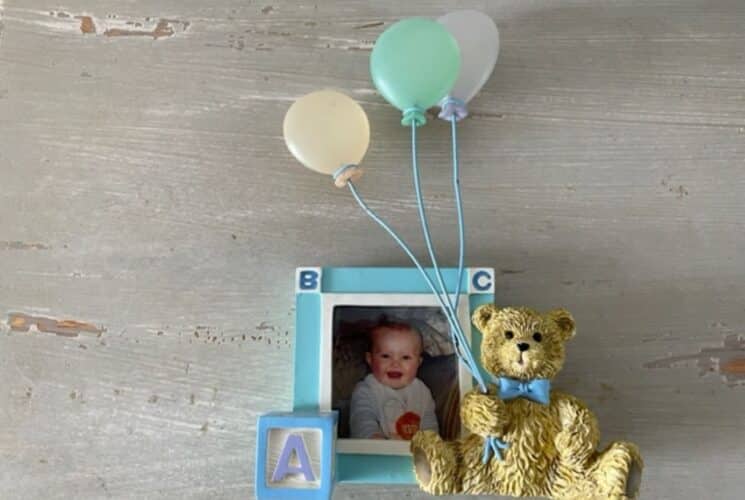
319 293 474 456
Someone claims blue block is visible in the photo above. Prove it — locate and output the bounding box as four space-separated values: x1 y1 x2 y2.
256 411 338 500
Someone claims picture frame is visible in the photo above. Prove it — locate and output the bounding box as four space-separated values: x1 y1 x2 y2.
327 295 472 456
293 267 495 484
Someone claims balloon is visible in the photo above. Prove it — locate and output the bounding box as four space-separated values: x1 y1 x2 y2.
437 10 499 120
370 18 460 127
283 90 369 186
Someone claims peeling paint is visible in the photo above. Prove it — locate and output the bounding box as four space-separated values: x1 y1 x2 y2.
77 15 95 34
241 28 372 51
645 334 745 385
721 357 745 375
468 110 505 120
256 321 275 331
7 313 104 337
661 175 689 198
500 268 526 275
0 241 50 250
104 19 178 39
316 35 373 51
37 11 188 39
353 21 384 29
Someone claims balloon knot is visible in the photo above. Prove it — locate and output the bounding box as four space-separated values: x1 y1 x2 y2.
332 164 363 187
401 107 427 127
438 96 468 121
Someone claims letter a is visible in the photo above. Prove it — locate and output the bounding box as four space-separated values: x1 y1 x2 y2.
271 433 315 482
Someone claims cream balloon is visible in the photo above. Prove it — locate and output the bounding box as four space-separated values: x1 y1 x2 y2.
283 90 370 186
437 11 499 117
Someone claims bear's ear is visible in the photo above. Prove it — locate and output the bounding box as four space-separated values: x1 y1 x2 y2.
472 304 499 332
548 308 576 341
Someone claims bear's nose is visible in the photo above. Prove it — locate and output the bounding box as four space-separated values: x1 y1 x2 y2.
517 343 530 352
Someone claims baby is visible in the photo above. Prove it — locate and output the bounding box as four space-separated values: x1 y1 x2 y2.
349 321 438 440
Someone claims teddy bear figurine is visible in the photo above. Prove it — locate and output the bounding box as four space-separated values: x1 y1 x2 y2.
411 305 642 499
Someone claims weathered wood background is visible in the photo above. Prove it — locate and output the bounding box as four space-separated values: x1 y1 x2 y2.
1 1 744 498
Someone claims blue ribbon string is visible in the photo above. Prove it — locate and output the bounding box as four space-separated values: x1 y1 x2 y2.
449 115 471 380
346 181 478 364
410 122 487 392
412 120 505 464
483 436 510 462
343 116 506 462
451 116 465 314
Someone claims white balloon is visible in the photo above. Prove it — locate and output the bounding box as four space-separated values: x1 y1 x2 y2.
438 10 499 105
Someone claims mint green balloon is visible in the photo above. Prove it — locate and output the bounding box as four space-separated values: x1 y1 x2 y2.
370 18 460 126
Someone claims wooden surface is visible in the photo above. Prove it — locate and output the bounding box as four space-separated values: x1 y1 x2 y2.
1 1 744 498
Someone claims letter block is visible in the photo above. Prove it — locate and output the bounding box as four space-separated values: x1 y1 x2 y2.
256 411 338 499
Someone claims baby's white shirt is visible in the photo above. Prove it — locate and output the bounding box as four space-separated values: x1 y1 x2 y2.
349 373 438 439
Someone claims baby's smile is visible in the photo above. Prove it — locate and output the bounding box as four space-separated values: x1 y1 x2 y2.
366 324 424 390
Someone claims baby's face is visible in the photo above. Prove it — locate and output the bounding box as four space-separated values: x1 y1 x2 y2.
366 326 422 390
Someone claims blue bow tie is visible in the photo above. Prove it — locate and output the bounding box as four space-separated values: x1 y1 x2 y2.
497 377 551 405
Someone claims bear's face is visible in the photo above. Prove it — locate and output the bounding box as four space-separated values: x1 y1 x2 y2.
472 305 575 381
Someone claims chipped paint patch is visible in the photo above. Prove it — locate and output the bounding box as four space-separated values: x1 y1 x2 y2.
77 15 95 34
241 27 372 51
500 268 526 275
256 321 275 332
27 10 189 39
104 19 186 39
660 175 689 198
0 241 50 250
8 312 104 337
721 357 745 375
645 334 745 385
316 35 373 51
353 21 384 29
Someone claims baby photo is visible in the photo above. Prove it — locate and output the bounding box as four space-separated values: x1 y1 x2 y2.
332 306 462 442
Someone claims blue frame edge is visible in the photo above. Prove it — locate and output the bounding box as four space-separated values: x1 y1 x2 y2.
321 267 470 294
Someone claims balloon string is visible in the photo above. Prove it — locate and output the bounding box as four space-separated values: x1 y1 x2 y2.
410 122 487 392
346 180 483 390
443 114 498 461
451 115 465 313
450 116 469 371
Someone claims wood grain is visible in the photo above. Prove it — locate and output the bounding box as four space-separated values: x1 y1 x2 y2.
1 1 744 499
